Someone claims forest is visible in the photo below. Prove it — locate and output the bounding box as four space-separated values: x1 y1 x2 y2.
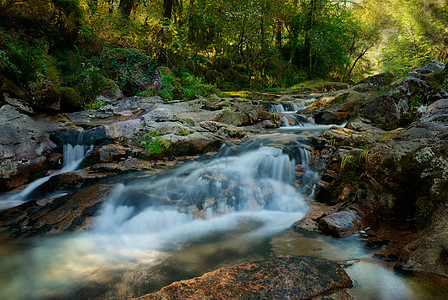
0 0 447 108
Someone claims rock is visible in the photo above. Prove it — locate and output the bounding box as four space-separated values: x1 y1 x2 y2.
359 77 447 129
0 105 61 192
214 109 244 126
415 99 448 135
401 202 448 277
104 118 144 146
357 73 394 86
0 184 112 236
83 144 130 165
34 81 61 111
409 60 445 78
318 207 367 237
132 256 353 300
0 78 33 114
100 84 124 101
60 87 85 111
315 111 351 125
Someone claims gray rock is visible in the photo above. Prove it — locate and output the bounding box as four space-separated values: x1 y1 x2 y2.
318 209 365 237
0 105 61 191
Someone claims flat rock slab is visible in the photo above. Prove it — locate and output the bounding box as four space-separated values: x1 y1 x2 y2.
132 255 353 300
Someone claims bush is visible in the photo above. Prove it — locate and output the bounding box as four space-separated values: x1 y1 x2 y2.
98 46 160 95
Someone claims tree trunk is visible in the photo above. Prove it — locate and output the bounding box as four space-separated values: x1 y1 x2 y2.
119 0 135 19
163 0 174 20
275 19 282 47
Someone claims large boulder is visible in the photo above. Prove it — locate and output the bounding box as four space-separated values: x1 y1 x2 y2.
132 256 353 300
359 77 447 129
0 105 61 191
34 81 61 112
0 78 33 114
60 87 85 111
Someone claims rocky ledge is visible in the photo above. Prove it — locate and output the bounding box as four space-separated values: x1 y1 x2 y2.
132 256 353 300
0 94 281 194
296 61 448 286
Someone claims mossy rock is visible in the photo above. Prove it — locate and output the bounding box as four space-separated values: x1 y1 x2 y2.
75 72 121 101
60 87 84 111
38 55 62 85
0 78 33 113
34 81 61 111
215 110 244 126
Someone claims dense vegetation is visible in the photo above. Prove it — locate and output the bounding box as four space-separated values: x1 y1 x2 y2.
0 0 447 110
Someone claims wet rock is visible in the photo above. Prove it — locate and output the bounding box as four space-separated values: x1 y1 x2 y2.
0 105 62 192
83 144 130 165
0 184 112 236
318 208 366 237
132 255 353 300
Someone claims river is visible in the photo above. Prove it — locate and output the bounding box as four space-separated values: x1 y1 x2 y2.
0 100 442 299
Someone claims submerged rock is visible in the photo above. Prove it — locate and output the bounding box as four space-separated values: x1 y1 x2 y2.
132 255 353 300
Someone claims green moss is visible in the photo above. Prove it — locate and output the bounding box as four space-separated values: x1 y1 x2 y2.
0 78 29 101
60 86 84 110
76 72 119 102
179 128 192 136
38 55 61 85
141 131 170 157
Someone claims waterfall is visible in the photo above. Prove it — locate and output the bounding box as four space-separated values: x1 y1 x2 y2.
92 144 306 249
268 102 304 113
0 135 93 210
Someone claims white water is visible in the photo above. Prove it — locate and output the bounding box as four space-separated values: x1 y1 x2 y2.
279 121 347 131
0 144 92 210
1 142 310 299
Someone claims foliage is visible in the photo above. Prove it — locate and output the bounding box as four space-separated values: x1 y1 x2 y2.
84 97 107 110
97 46 159 95
142 69 219 100
1 0 448 103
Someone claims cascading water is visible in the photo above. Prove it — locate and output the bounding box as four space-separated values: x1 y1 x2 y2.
94 144 306 245
1 106 440 299
0 134 93 210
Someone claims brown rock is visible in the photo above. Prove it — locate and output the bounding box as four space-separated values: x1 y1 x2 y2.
132 255 353 300
0 184 112 236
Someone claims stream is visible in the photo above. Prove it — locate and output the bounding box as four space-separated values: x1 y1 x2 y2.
0 100 443 299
